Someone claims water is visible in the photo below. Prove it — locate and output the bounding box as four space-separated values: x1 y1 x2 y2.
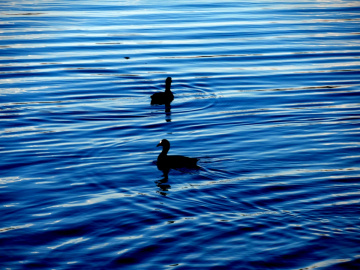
1 0 360 269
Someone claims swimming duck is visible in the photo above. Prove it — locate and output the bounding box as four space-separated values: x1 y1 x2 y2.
151 77 174 106
157 139 199 169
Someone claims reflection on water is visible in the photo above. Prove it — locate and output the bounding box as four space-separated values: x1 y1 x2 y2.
1 0 360 269
165 106 172 122
155 177 171 196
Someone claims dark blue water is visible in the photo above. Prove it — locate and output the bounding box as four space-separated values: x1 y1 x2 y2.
1 0 360 269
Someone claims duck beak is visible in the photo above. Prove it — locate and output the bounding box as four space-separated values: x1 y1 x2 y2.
157 143 161 147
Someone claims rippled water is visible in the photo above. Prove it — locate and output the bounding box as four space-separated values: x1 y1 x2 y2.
1 0 360 269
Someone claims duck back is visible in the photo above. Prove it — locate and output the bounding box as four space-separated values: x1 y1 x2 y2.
158 155 199 169
151 91 174 105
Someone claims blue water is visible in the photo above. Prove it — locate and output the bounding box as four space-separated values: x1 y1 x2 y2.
1 0 360 269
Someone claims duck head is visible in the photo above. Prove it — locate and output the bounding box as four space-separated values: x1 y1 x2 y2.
157 139 170 148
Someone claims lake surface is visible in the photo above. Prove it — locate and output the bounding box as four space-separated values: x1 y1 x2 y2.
1 0 360 269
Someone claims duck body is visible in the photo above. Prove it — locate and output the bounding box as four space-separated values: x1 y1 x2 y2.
158 154 199 169
157 139 198 170
151 77 174 106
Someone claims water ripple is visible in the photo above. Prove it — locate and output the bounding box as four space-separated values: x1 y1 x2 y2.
1 0 360 269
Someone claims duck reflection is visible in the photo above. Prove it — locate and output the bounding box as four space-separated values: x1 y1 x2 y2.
165 105 172 122
155 176 171 196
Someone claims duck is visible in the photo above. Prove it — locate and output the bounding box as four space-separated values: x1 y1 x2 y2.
151 77 174 106
156 139 199 169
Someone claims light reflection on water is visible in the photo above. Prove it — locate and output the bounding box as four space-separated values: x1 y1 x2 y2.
1 0 360 269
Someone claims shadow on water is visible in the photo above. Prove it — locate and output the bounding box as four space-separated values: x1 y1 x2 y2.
149 104 172 122
165 105 171 122
154 161 202 196
154 162 172 196
155 177 171 196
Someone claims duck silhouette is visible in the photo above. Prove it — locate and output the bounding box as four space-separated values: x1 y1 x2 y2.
151 77 174 106
157 139 199 170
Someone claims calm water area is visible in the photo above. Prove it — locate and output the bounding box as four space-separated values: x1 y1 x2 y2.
1 0 360 269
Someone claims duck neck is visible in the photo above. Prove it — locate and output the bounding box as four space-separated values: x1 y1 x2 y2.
165 81 172 93
159 146 169 158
